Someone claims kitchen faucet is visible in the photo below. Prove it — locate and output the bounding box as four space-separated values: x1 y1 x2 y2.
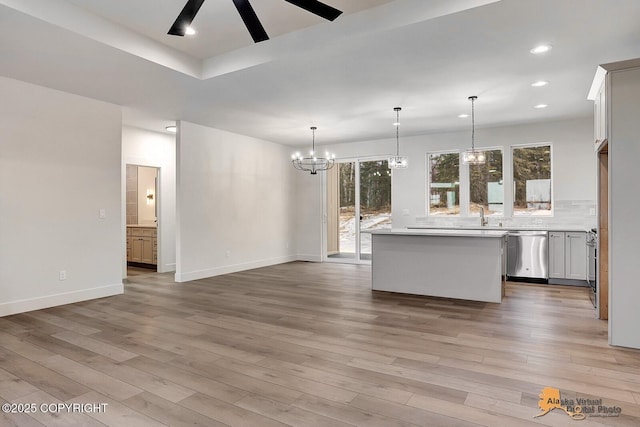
480 207 488 227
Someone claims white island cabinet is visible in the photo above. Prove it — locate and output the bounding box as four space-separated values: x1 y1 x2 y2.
370 229 508 303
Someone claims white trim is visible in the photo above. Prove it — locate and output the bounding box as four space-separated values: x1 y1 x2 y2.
159 262 176 273
297 254 323 263
587 66 607 101
0 283 123 317
174 255 297 282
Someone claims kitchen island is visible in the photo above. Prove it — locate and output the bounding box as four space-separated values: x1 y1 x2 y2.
371 229 508 303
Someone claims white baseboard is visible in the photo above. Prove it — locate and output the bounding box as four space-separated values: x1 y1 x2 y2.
175 255 298 283
296 254 322 262
158 263 176 274
0 283 124 317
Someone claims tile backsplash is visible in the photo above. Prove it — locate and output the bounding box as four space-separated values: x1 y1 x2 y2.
414 199 596 229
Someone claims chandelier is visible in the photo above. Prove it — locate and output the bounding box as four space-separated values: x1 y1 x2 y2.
388 107 408 169
291 127 335 174
462 96 486 165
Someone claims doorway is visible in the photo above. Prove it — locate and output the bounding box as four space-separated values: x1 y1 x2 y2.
326 158 392 263
126 164 160 276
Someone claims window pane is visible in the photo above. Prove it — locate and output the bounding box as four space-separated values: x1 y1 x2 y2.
469 149 503 216
360 160 392 260
337 162 357 257
513 145 552 216
428 152 460 215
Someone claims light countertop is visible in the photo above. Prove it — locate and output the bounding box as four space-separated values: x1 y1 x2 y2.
126 224 157 228
407 225 593 233
369 228 509 238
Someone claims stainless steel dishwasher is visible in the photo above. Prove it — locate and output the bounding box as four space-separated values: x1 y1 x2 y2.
507 231 549 281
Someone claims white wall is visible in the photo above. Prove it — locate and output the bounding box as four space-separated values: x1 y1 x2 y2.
0 76 122 316
122 126 177 274
295 172 323 261
175 121 297 282
297 117 596 259
608 66 640 349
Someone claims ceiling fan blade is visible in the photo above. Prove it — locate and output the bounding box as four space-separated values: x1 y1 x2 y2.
232 0 269 43
168 0 206 36
284 0 342 21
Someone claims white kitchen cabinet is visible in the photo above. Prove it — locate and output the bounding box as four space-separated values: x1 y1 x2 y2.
589 58 640 347
593 78 607 145
548 232 566 278
548 231 587 281
566 232 587 280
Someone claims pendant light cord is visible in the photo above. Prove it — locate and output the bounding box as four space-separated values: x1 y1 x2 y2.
396 110 400 156
394 107 401 156
311 126 316 154
469 96 477 152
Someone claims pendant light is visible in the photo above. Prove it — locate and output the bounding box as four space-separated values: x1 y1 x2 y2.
388 107 408 169
462 96 486 165
291 127 335 175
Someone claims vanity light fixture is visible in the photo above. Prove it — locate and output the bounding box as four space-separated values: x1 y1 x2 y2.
462 96 486 165
165 125 177 133
534 104 548 109
531 80 549 87
388 107 408 169
291 127 335 175
146 189 154 205
458 114 469 118
185 26 196 35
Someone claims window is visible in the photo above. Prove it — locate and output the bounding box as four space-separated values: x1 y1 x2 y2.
512 144 552 216
428 152 460 215
469 149 504 216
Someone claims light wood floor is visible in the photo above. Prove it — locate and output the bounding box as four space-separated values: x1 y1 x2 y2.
1 262 639 426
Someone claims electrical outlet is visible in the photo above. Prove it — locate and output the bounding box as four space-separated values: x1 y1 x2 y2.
59 270 66 281
99 208 106 219
225 250 231 258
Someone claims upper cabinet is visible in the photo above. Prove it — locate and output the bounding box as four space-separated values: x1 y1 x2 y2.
593 78 607 146
589 66 608 150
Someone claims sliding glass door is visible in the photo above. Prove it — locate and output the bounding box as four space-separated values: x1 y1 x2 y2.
326 158 391 263
359 160 391 260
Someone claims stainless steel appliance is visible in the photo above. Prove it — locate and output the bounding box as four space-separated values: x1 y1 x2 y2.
507 231 549 281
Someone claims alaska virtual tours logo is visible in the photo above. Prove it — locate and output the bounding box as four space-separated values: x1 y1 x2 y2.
534 387 622 420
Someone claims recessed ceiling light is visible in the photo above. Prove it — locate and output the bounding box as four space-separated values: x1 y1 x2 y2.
165 125 177 133
530 44 552 54
534 104 548 109
531 81 549 87
185 26 196 36
458 114 469 118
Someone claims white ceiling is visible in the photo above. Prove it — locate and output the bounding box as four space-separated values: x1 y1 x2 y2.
1 0 640 146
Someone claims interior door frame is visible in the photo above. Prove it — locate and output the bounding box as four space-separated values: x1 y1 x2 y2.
123 162 162 278
323 155 391 265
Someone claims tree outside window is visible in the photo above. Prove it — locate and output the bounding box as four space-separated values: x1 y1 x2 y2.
428 152 460 215
513 145 552 215
469 149 504 216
